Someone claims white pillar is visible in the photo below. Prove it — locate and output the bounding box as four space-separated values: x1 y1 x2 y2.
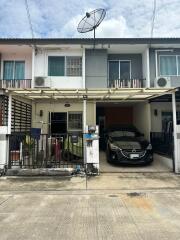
83 98 87 164
146 48 150 88
7 94 12 134
82 48 86 89
31 46 35 88
172 92 178 173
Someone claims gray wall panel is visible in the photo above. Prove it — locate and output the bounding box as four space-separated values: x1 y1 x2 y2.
85 49 108 88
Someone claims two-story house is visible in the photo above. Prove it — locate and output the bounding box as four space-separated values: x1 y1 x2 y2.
0 38 179 173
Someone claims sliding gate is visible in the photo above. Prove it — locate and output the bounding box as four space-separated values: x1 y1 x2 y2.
8 133 83 169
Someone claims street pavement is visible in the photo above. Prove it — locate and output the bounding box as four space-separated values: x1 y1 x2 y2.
0 172 180 240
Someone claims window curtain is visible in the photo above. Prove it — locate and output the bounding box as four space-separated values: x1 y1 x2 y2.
48 56 65 76
15 61 25 80
159 56 177 76
3 61 14 80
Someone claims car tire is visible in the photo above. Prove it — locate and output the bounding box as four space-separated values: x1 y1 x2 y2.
106 149 112 163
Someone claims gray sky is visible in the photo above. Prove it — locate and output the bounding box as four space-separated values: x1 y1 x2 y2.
0 0 180 38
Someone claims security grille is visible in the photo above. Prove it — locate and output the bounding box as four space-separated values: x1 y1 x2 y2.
68 112 82 131
66 57 82 76
0 95 8 126
11 99 32 133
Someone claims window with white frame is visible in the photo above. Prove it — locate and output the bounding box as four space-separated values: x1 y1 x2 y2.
68 112 82 131
108 60 131 81
48 56 82 77
159 55 180 76
3 61 25 80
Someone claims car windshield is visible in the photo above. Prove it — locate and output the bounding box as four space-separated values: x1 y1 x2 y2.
109 131 136 138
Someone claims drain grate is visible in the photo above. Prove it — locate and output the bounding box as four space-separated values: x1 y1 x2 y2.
127 192 145 197
108 194 118 198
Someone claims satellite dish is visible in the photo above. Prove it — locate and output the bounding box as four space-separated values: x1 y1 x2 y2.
77 8 106 47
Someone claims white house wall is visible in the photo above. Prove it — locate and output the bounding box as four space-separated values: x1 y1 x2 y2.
32 101 96 134
34 49 83 88
142 48 150 87
0 52 32 79
133 102 151 140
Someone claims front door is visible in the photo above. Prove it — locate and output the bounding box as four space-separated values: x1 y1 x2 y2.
50 112 67 135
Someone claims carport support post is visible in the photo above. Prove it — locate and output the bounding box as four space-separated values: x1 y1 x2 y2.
172 92 178 173
83 98 87 165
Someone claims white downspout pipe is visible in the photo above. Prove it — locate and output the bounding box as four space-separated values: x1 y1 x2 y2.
172 92 178 173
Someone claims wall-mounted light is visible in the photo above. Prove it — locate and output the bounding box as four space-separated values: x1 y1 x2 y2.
39 110 43 117
154 109 158 116
64 103 71 107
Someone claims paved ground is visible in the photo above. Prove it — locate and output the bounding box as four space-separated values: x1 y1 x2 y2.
100 151 172 173
0 173 180 240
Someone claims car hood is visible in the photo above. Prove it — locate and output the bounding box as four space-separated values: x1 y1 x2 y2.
112 140 142 149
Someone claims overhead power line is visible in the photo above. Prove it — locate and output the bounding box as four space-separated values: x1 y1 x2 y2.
24 0 35 38
150 0 157 39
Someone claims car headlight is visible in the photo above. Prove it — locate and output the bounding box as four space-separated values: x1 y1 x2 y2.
109 143 119 150
146 144 152 150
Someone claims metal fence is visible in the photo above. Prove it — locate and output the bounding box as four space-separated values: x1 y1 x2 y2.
8 132 84 169
150 132 173 158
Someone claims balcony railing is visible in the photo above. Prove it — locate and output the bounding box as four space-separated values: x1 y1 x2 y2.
109 79 144 88
0 79 31 89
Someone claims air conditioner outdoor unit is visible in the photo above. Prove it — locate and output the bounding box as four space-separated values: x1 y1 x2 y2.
155 77 171 88
34 77 46 87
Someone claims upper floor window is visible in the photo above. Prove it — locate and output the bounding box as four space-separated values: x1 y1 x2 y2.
3 61 25 80
109 60 131 81
48 56 82 77
159 55 180 76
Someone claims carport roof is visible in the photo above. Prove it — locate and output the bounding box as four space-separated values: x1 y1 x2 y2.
5 88 177 101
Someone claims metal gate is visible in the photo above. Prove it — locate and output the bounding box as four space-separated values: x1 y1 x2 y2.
8 132 84 169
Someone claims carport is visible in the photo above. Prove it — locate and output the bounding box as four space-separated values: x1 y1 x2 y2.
5 87 179 173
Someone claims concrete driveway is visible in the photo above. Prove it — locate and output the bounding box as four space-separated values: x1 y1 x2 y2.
0 173 180 240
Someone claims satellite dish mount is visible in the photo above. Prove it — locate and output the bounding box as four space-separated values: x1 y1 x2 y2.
77 8 106 48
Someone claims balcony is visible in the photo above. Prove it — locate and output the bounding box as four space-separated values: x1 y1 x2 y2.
0 79 32 89
109 79 144 88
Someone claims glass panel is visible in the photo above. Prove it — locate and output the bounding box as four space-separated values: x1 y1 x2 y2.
178 56 180 75
66 57 82 76
15 61 25 80
48 56 65 76
159 56 177 76
3 61 14 80
120 61 130 79
109 61 119 81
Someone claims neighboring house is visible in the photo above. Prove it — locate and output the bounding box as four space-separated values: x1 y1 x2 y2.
0 38 179 172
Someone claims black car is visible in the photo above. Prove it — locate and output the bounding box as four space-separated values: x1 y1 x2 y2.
105 125 153 165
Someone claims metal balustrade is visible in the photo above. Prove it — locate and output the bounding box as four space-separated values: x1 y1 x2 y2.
0 79 32 89
109 79 144 88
